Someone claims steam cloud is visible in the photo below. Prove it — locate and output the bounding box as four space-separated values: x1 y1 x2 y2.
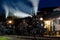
29 0 40 15
3 4 9 18
3 0 40 18
3 1 32 18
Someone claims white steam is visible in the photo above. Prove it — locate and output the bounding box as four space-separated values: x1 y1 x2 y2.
29 0 40 15
3 4 9 18
14 10 32 18
3 0 40 18
3 4 32 18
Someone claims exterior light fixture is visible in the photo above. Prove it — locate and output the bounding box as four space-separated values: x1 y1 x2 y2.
40 17 43 21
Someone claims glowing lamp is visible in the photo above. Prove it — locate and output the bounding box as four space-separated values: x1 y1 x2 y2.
7 20 14 25
8 20 12 24
40 17 43 21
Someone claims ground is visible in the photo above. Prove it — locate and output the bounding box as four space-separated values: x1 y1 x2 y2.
0 35 60 40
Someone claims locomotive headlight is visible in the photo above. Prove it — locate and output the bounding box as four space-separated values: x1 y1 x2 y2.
8 20 13 24
7 20 14 25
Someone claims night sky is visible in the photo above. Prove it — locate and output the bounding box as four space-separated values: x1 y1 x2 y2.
0 0 60 15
